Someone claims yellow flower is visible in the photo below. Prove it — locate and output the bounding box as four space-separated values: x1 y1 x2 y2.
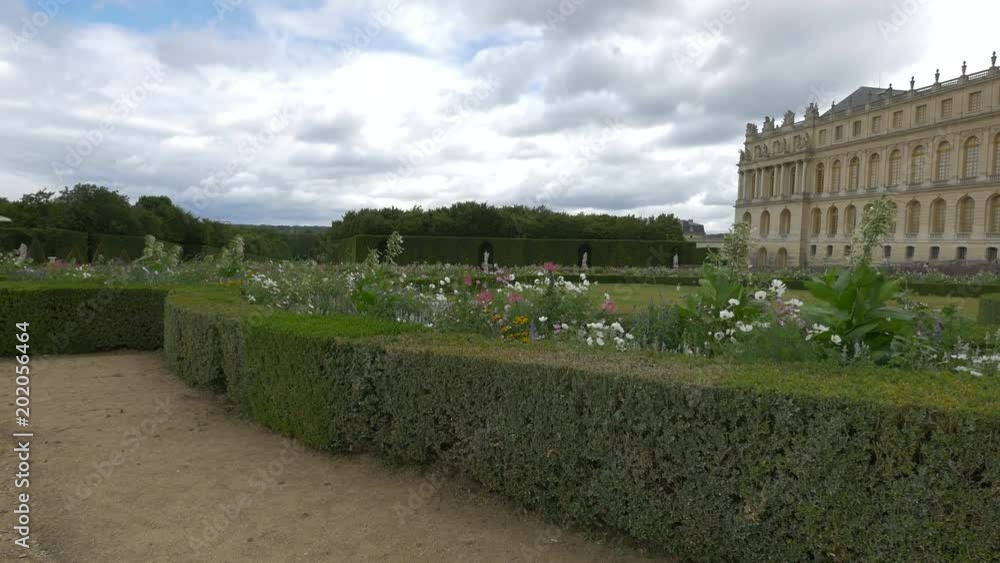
513 315 529 326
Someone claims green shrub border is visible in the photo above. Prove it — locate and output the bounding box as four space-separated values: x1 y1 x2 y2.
3 282 998 562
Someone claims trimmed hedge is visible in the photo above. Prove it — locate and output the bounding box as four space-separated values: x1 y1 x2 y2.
978 293 1000 325
0 283 166 356
327 235 707 267
6 283 999 561
0 227 89 262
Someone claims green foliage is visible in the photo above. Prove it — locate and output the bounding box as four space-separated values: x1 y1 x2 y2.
215 235 246 278
329 201 685 240
850 196 894 268
978 293 1000 325
803 265 915 360
708 221 752 284
137 235 182 273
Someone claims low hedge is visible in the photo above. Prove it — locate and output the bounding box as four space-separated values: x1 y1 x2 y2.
5 283 998 561
0 283 166 356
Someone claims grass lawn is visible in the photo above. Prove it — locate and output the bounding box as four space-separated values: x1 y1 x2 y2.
598 282 981 318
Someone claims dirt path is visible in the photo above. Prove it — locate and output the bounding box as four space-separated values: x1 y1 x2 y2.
0 352 670 563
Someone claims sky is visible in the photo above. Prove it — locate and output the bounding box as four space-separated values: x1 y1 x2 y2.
0 0 997 232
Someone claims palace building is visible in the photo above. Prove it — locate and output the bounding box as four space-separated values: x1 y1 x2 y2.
735 53 1000 267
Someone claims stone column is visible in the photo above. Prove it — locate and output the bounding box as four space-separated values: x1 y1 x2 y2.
738 172 745 200
777 164 784 197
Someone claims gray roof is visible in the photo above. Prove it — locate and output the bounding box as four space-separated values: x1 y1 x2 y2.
821 86 907 116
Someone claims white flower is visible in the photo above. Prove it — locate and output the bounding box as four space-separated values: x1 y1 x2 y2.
714 331 725 341
736 321 753 333
444 277 451 284
625 333 635 340
719 310 735 320
586 337 594 346
580 273 587 281
831 334 842 345
596 337 605 346
611 322 624 333
538 316 548 323
728 298 740 306
786 299 804 308
754 291 767 301
508 273 516 281
561 323 570 330
811 323 830 333
770 279 787 297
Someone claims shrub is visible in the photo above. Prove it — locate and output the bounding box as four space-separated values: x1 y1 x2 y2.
978 293 1000 325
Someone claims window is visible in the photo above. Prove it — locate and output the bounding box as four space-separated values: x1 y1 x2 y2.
848 157 860 191
957 246 968 260
906 246 915 260
843 245 852 257
826 245 833 257
760 211 771 237
832 160 842 192
995 133 1000 175
910 146 927 183
892 110 903 129
815 163 825 193
989 195 1000 234
930 199 946 234
844 205 857 235
835 125 844 140
810 244 817 256
872 116 882 134
742 211 752 225
779 209 791 235
810 208 822 235
827 206 839 236
936 142 952 181
930 246 940 260
769 168 777 197
989 247 998 262
852 120 862 137
970 91 982 112
916 105 928 124
905 200 921 235
958 196 974 234
884 245 892 259
963 137 979 178
889 150 902 186
941 98 953 118
819 129 827 145
790 165 797 195
868 153 881 189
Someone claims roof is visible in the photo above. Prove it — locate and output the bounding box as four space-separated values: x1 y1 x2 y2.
821 86 907 116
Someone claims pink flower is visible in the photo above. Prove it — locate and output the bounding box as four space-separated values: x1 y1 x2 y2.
463 275 473 286
601 300 618 314
543 261 557 272
508 292 524 304
475 290 494 305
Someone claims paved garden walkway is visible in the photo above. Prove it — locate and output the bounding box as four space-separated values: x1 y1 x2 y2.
0 352 669 562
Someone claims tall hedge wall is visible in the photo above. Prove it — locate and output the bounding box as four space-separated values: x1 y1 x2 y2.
0 227 89 262
328 235 706 267
5 284 998 561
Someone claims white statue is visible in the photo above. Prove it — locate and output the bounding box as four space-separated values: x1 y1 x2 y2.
16 243 28 262
673 253 679 269
482 250 490 272
581 252 588 269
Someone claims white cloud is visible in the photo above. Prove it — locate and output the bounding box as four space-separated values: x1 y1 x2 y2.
0 0 996 232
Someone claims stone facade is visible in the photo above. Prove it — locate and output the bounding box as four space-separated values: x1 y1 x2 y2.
735 54 1000 267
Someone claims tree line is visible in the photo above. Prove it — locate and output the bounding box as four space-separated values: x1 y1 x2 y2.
329 202 685 241
0 184 324 259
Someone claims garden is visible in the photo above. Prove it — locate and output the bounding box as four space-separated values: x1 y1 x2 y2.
2 196 998 562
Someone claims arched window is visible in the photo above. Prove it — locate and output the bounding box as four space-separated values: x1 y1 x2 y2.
769 168 777 197
910 146 926 184
756 247 768 268
777 248 788 268
906 201 921 235
848 157 860 191
779 209 792 236
989 195 1000 234
963 137 980 178
810 208 822 236
936 141 952 181
844 205 857 235
832 160 842 192
868 153 881 189
827 206 839 236
930 198 946 234
789 165 797 195
957 196 974 235
815 163 825 193
888 150 902 187
760 210 771 237
742 211 752 226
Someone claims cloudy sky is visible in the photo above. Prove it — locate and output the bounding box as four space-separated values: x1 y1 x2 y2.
1 0 997 231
